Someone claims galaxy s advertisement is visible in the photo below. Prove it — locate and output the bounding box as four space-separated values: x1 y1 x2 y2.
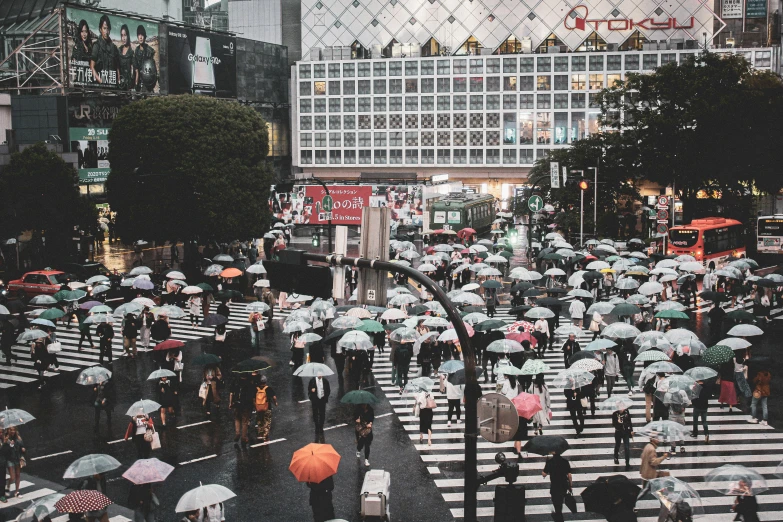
167 27 237 98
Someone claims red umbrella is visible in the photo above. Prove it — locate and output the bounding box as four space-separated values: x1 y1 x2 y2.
584 254 597 260
154 339 185 351
506 331 537 347
460 249 470 254
506 321 535 334
511 393 542 420
55 490 112 513
431 229 444 234
457 227 476 238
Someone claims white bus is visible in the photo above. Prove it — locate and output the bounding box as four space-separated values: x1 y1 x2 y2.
757 215 783 254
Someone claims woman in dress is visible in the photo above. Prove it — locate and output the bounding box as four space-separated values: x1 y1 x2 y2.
117 24 134 90
528 373 551 436
718 360 739 412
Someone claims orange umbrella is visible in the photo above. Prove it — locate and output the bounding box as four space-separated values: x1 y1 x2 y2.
289 443 341 483
220 267 243 278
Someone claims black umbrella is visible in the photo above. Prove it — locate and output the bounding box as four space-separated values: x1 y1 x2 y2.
322 328 350 343
628 238 645 245
537 297 562 307
582 271 604 281
537 248 554 259
215 289 243 301
568 351 601 366
753 278 777 288
384 323 405 332
408 305 429 316
523 288 542 298
698 291 726 302
546 287 568 295
581 475 640 516
508 305 532 315
447 367 484 385
232 358 272 373
201 314 228 327
523 435 569 456
4 299 24 314
511 282 534 292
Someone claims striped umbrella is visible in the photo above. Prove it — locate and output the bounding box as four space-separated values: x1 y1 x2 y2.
55 490 112 512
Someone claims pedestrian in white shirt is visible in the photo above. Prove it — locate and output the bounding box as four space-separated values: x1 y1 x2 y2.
569 298 586 328
445 380 465 427
604 348 621 397
197 503 225 522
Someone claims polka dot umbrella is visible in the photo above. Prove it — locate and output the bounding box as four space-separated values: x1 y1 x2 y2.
55 490 112 513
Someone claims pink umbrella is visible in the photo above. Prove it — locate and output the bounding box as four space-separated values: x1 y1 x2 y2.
507 321 535 334
447 323 475 337
122 458 175 484
511 393 542 420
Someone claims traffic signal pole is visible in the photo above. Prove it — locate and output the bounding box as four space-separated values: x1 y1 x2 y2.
302 252 480 521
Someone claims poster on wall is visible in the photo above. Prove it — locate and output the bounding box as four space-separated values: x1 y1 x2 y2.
746 0 767 17
67 96 130 184
167 27 237 98
368 185 423 226
65 7 160 92
722 0 743 17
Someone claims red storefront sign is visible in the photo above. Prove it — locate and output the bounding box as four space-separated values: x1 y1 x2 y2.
305 185 371 225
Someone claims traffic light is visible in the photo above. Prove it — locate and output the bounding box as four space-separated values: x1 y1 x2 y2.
312 232 320 247
578 179 589 191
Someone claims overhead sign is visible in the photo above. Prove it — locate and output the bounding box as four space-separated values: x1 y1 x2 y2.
528 195 544 212
294 185 372 225
367 289 376 301
562 166 568 185
550 162 560 189
67 96 131 184
322 195 334 212
722 0 743 18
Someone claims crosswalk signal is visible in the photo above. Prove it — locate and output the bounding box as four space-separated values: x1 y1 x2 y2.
312 232 320 247
578 179 589 191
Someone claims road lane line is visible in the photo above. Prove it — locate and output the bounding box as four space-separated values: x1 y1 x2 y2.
376 412 393 418
298 400 310 403
250 438 286 448
179 454 218 465
30 450 72 461
323 423 347 431
177 420 211 430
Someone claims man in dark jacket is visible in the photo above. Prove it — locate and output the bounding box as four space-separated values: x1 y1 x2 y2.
612 407 633 469
229 374 256 446
691 379 712 443
308 374 331 435
93 378 116 433
97 321 115 365
562 334 580 369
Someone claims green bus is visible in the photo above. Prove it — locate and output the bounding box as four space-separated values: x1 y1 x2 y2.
430 193 495 233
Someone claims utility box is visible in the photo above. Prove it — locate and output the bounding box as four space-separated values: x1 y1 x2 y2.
360 469 390 521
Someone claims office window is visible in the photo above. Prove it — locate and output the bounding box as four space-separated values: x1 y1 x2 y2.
329 150 341 164
300 150 312 163
314 81 326 95
486 58 500 73
344 132 355 146
343 63 355 77
625 55 639 70
537 57 551 72
520 57 534 73
328 81 340 95
486 95 500 110
537 94 551 109
314 133 326 147
453 77 467 92
405 61 418 76
554 112 567 144
374 132 387 146
504 76 517 91
343 98 355 112
487 77 500 92
343 80 355 95
453 149 467 164
313 64 325 78
299 64 311 79
470 77 483 92
358 62 370 77
571 56 586 71
328 63 340 78
358 80 371 94
503 149 516 164
329 115 341 129
344 150 356 163
389 149 402 164
571 74 586 90
589 74 603 90
470 95 483 110
437 78 450 92
607 55 622 71
300 81 312 96
589 55 604 71
374 150 387 164
571 111 586 142
554 93 568 109
329 98 341 112
421 149 434 164
421 78 434 93
406 79 418 93
607 73 621 87
453 59 467 74
520 94 534 109
554 75 568 90
756 50 772 67
519 76 534 91
300 133 312 147
344 115 356 128
536 112 551 144
520 149 534 164
453 95 467 110
314 116 326 129
437 96 450 111
469 149 482 164
661 53 676 65
421 96 434 111
437 60 450 75
421 60 434 75
588 111 601 134
405 149 418 163
358 132 371 147
405 131 418 146
358 98 371 112
300 99 311 113
373 79 386 94
486 149 500 163
554 56 568 72
503 112 517 144
469 59 483 74
503 94 517 109
389 61 402 76
643 54 658 70
373 97 386 112
390 79 403 94
359 150 371 163
503 57 518 73
373 62 386 76
537 76 551 90
519 112 533 143
589 93 601 108
405 96 418 111
389 131 402 147
437 149 450 164
571 93 585 108
300 116 312 130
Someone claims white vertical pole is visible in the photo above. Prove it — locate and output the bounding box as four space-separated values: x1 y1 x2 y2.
580 189 584 247
332 226 348 300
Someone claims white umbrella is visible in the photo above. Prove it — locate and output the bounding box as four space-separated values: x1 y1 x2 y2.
615 279 639 290
544 268 566 276
727 324 764 337
131 297 157 308
525 307 555 319
650 267 678 276
246 263 267 274
478 268 502 277
570 358 603 371
485 255 508 264
655 259 680 269
674 255 696 263
568 271 586 286
638 282 664 295
601 323 641 339
175 483 236 513
678 262 705 273
717 337 752 350
586 261 610 270
461 283 480 291
129 266 153 276
166 271 186 280
345 307 373 319
658 274 677 283
437 329 460 342
293 363 334 377
380 308 407 321
126 400 162 417
417 263 437 272
182 286 203 295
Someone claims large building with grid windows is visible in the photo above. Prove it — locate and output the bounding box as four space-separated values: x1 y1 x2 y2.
291 0 780 195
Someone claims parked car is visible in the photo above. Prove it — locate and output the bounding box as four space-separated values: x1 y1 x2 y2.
7 270 68 300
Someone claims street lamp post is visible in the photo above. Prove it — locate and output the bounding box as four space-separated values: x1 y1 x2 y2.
588 166 598 238
580 187 584 247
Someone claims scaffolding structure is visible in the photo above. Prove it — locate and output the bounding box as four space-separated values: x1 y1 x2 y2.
0 8 64 94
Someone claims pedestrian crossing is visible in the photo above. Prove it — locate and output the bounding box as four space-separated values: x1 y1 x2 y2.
1 302 251 389
368 321 783 521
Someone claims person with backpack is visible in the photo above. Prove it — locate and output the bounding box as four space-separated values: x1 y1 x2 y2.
414 387 436 446
255 374 278 442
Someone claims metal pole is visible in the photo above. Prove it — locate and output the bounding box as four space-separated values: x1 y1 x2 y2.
311 177 333 253
580 189 584 248
302 252 479 521
593 165 598 238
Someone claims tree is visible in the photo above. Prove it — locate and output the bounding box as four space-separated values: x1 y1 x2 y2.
598 52 783 223
106 96 274 244
527 133 641 240
0 142 96 264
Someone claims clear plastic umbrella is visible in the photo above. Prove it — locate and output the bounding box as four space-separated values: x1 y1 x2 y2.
486 339 524 353
705 465 769 495
645 361 683 374
282 321 311 334
175 483 236 512
125 400 161 417
299 333 323 343
76 367 112 385
380 308 408 321
570 358 602 371
147 369 177 381
293 363 335 377
15 493 66 522
648 476 704 516
638 282 664 295
389 294 419 306
331 316 363 329
587 302 615 315
636 420 689 442
63 454 121 479
247 302 271 314
635 350 669 362
437 330 460 342
16 330 49 343
599 396 634 411
554 325 583 337
655 301 687 312
684 367 718 380
0 407 35 429
584 338 617 351
123 458 175 484
552 369 594 388
525 307 555 319
602 323 641 339
404 377 435 394
718 337 752 350
664 328 700 345
423 317 452 327
520 359 550 375
727 324 764 337
478 268 503 277
389 328 419 343
439 360 465 374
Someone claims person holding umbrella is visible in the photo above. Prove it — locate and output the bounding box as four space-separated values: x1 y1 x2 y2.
638 436 669 499
187 294 202 329
564 384 584 436
124 413 154 459
77 308 95 351
612 404 633 470
355 403 374 467
229 372 256 447
561 333 580 369
201 362 223 415
157 375 177 427
731 480 760 522
139 307 154 350
308 372 331 437
3 427 25 498
604 348 621 397
542 450 573 522
122 313 139 359
528 373 551 436
289 443 338 522
93 377 115 434
127 482 157 522
248 309 265 349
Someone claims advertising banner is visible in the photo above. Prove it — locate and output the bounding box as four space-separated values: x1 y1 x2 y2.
167 27 237 98
65 7 160 93
746 0 766 17
722 0 743 18
368 185 424 226
67 96 131 184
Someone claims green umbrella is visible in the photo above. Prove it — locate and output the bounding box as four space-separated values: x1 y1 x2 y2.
724 310 757 323
232 358 272 373
38 308 65 320
654 310 690 320
53 289 87 302
612 303 641 316
497 365 526 376
498 250 513 259
520 359 550 375
192 353 222 365
340 390 380 405
476 251 489 259
482 280 503 289
702 345 735 366
542 253 563 261
356 320 385 333
474 319 506 331
196 283 214 292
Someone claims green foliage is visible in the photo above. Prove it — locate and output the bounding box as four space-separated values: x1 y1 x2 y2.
106 95 274 243
597 52 783 222
0 143 96 258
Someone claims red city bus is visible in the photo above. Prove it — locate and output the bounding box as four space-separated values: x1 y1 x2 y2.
668 217 746 269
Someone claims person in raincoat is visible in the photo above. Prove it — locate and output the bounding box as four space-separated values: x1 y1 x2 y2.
528 373 551 436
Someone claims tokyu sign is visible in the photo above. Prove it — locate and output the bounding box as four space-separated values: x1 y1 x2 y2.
564 5 695 31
